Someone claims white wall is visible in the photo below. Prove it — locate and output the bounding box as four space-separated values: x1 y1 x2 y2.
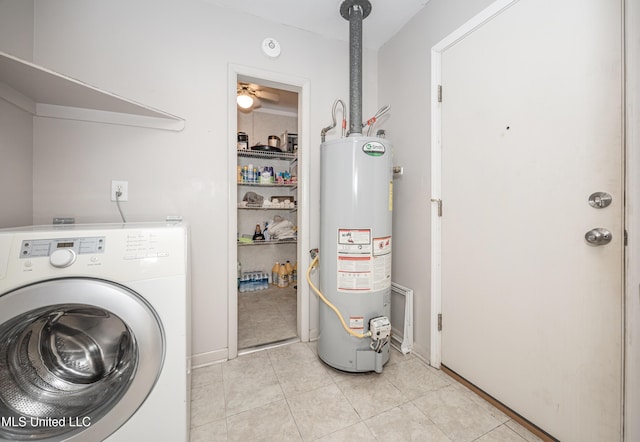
238 109 297 150
0 100 33 228
0 0 33 60
0 0 34 228
27 0 378 362
377 0 495 359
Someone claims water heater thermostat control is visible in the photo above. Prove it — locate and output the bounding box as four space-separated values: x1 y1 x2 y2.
369 316 391 341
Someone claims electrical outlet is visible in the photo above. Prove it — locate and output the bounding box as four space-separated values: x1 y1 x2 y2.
111 180 129 202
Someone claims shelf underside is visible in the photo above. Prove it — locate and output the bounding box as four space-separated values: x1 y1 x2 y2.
0 51 184 131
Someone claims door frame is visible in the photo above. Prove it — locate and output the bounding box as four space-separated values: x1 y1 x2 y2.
227 64 311 360
429 0 519 368
624 2 640 441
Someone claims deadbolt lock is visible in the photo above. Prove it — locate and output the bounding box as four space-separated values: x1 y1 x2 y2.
588 192 612 209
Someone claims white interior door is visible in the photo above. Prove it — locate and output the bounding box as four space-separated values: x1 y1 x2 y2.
439 0 624 440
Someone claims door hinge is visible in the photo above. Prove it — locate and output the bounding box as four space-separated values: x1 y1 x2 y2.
431 198 442 217
625 229 628 246
437 85 443 103
437 313 443 331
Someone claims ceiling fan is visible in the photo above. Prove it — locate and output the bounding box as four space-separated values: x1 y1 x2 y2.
237 83 280 110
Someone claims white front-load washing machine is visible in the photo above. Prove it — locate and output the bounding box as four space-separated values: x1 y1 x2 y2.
0 223 191 441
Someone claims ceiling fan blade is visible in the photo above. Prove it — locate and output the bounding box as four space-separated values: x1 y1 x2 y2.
255 90 280 102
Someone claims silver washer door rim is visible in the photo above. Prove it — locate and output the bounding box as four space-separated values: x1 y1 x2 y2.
0 278 164 442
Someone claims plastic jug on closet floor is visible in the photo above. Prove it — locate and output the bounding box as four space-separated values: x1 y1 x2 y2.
278 263 289 288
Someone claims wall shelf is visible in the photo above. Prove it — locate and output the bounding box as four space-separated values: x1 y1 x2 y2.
238 207 297 212
237 239 297 247
0 51 185 131
237 149 296 161
238 182 296 188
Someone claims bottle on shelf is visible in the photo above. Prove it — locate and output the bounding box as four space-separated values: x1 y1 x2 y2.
253 224 265 241
285 260 294 279
271 261 280 286
261 167 271 184
292 262 297 283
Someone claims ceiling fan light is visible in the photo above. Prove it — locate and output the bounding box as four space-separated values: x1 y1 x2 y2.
237 92 254 109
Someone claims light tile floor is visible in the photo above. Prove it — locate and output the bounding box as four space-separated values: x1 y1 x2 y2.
238 285 297 349
190 342 543 442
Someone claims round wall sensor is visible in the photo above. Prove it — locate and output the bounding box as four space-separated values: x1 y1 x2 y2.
262 38 281 58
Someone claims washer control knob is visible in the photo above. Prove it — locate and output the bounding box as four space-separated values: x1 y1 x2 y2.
50 249 77 268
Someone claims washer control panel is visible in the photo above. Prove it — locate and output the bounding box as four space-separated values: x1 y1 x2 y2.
0 225 186 282
20 237 106 258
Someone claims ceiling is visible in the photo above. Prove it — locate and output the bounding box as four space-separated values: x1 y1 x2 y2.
204 0 430 50
229 0 430 114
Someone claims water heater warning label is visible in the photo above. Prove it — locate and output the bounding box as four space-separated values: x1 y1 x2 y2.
337 229 391 293
373 236 392 291
338 229 371 251
373 236 391 256
349 316 364 330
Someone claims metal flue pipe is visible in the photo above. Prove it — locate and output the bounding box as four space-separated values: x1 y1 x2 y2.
340 0 371 136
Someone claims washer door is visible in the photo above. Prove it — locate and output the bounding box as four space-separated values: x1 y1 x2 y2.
0 278 164 441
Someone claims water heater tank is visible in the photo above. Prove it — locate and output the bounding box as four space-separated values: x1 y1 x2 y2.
318 136 393 372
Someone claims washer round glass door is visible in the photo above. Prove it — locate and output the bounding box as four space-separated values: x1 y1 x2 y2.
0 278 164 441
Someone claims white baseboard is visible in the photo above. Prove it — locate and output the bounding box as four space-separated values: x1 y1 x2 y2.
191 348 228 368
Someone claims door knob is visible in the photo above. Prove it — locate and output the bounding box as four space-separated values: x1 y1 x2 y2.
585 228 612 246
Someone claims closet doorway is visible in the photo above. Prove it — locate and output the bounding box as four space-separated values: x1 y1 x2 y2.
227 65 310 359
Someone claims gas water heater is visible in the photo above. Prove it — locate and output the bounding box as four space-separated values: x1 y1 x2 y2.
318 137 393 372
311 0 393 373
